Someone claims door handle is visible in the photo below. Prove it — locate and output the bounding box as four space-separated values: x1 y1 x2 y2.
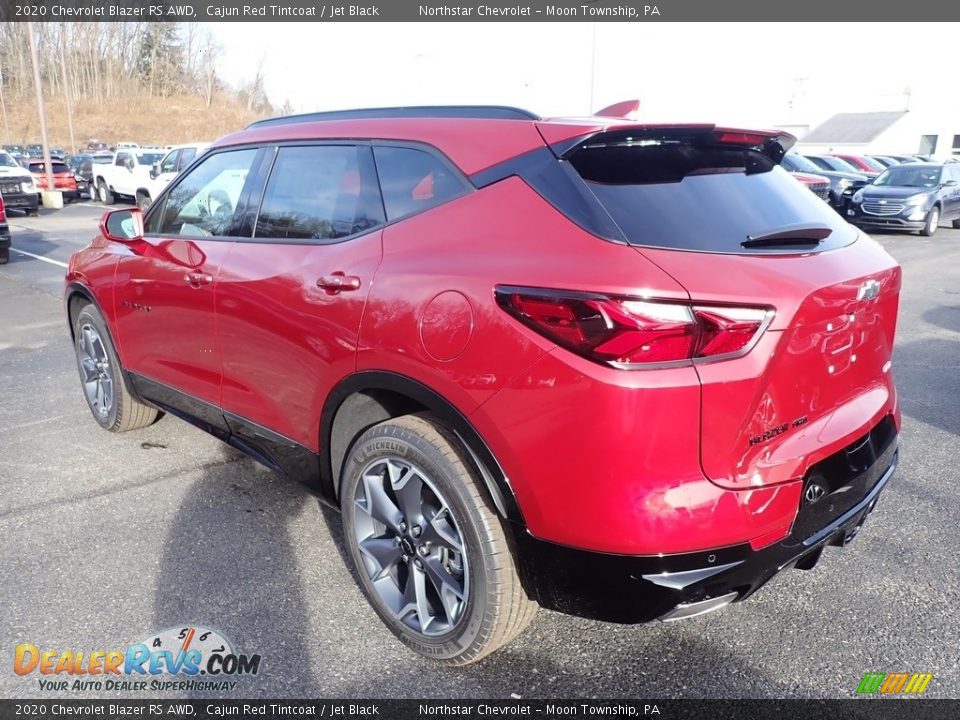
184 271 213 287
316 272 361 294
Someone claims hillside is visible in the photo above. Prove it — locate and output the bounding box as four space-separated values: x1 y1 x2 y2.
1 93 274 150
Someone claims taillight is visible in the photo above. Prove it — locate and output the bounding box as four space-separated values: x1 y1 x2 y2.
0 195 6 222
495 287 771 368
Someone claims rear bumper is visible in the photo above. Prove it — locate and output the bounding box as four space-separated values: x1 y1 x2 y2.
1 190 39 211
0 226 10 249
40 189 78 202
513 419 898 623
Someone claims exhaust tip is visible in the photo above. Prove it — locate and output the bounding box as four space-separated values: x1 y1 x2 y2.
658 591 739 622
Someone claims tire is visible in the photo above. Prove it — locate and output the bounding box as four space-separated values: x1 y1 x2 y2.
136 192 152 212
920 205 939 237
0 248 8 265
26 208 38 217
952 218 960 229
340 414 536 665
72 302 159 432
98 180 115 205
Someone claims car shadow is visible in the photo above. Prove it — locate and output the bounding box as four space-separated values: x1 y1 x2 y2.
894 335 960 436
314 501 807 698
152 444 326 697
921 304 960 334
4 228 60 257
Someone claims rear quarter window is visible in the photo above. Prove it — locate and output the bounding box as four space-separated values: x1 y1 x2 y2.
373 146 469 221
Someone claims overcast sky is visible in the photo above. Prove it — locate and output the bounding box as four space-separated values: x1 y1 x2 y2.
208 22 958 127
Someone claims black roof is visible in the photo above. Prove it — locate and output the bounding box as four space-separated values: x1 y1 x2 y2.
246 105 540 129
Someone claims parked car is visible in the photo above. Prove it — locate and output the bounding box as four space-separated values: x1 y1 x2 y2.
0 150 40 215
789 171 831 202
804 154 879 180
781 153 868 211
847 162 960 236
85 140 110 153
831 154 887 175
25 144 44 158
26 159 78 202
66 154 95 198
0 193 10 264
66 107 902 664
116 141 140 150
3 144 25 156
883 155 920 164
135 142 209 210
92 149 166 205
868 156 901 168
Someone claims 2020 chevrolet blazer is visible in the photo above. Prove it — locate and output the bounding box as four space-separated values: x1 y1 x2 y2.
66 106 902 665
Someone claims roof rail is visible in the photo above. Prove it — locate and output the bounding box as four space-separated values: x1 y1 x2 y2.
246 105 541 129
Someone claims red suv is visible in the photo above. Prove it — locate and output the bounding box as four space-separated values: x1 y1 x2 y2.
66 107 901 664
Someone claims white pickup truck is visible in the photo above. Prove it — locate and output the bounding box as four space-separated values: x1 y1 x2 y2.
93 149 167 206
133 143 209 211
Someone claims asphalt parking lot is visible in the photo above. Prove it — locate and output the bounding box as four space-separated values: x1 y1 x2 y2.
1 201 959 700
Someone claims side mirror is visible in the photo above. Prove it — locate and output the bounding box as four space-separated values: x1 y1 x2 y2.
149 160 161 179
944 180 958 187
100 208 144 243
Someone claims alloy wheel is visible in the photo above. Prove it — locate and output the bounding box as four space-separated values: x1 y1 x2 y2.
351 456 469 637
927 207 939 234
77 322 113 418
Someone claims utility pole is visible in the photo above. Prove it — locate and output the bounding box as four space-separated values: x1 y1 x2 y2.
588 23 597 114
27 21 55 197
59 34 76 154
0 57 10 145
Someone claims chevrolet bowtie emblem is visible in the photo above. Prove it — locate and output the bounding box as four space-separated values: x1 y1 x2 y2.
857 279 881 302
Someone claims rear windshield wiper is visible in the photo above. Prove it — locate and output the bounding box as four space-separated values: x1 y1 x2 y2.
742 224 833 249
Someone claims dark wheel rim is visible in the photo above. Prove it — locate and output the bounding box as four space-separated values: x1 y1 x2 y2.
352 456 469 637
77 322 113 418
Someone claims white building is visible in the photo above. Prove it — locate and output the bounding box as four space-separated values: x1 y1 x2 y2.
797 110 960 159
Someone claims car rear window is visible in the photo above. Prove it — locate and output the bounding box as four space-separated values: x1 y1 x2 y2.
30 162 69 174
567 139 856 253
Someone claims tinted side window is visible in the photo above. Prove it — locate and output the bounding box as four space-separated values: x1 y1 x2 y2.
373 146 468 221
178 147 197 171
255 145 384 241
115 153 128 167
160 150 179 174
150 148 258 237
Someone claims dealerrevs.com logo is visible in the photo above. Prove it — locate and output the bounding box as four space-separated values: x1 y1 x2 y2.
14 625 262 692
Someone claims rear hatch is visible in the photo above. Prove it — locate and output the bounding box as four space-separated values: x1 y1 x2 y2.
556 125 901 489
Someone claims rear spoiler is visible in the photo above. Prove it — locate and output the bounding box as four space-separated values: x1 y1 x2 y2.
539 123 797 164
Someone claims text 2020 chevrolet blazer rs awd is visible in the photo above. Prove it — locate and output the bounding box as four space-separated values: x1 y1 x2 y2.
66 106 901 664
